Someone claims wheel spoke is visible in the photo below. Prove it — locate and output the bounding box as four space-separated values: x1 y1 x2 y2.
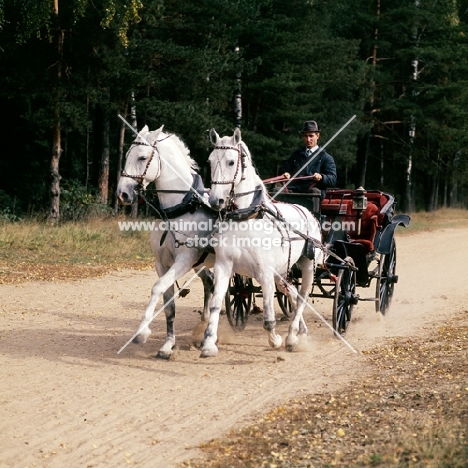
225 274 252 331
332 257 356 336
378 241 397 315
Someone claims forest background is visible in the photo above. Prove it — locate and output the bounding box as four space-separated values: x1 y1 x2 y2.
1 0 468 222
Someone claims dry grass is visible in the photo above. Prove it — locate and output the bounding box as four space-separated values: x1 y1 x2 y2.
0 217 154 283
400 208 468 234
183 315 468 468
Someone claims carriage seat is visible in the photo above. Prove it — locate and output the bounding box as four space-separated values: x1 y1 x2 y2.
321 198 379 253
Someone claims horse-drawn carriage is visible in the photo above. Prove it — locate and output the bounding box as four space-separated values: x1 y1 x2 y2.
117 124 411 358
225 185 411 336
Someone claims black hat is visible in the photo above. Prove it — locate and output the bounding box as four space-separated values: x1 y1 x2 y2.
300 120 320 133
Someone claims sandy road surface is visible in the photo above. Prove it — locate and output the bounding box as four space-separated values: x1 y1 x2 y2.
1 228 467 468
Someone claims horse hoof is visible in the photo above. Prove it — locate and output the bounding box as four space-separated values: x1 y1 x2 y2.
156 350 172 360
200 346 218 358
268 335 282 349
132 327 151 344
133 334 148 344
285 336 299 352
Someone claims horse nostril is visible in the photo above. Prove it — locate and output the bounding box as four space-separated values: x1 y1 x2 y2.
209 193 224 208
117 191 131 205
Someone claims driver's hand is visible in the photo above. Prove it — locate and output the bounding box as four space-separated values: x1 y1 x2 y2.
283 172 291 180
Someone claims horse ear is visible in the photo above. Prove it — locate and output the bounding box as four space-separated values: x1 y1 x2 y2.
209 128 219 146
151 125 164 140
233 127 241 144
139 125 149 135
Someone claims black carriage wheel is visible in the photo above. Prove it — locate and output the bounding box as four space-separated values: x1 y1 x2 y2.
225 274 252 331
275 277 300 319
375 240 397 315
332 257 357 336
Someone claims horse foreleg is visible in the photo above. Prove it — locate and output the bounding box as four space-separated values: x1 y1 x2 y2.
133 260 188 345
156 286 176 360
261 279 283 349
200 265 231 358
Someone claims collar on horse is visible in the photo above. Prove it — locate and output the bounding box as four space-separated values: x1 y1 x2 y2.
223 185 265 221
146 173 207 220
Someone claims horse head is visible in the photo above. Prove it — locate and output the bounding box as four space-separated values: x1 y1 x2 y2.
208 127 255 211
116 125 164 205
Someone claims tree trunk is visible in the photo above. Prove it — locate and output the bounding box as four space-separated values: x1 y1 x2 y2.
49 119 62 222
130 93 139 219
114 110 127 213
98 108 110 205
234 45 242 129
443 170 448 208
358 132 371 188
48 25 64 223
405 150 415 212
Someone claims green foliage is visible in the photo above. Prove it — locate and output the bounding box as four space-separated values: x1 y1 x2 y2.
0 190 22 222
60 180 113 221
0 0 467 214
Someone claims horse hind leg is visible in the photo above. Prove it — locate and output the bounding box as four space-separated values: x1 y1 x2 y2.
261 279 282 349
199 268 214 322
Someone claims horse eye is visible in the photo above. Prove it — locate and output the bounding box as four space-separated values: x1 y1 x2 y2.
228 160 235 167
138 156 147 161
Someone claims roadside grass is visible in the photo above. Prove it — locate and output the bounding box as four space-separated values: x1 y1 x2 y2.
0 208 466 283
400 208 468 234
183 315 468 468
0 216 154 283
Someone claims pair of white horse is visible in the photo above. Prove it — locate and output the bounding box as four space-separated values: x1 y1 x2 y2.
116 125 322 358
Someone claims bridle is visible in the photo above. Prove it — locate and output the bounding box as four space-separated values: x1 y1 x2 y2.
211 142 261 211
120 136 170 184
210 143 247 186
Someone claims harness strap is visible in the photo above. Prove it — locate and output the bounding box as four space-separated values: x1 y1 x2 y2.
263 204 356 269
267 203 294 279
148 174 206 220
224 185 264 221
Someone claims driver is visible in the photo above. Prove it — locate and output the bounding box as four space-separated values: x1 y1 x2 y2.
279 120 337 200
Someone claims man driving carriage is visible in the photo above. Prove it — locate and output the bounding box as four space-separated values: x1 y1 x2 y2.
279 120 337 201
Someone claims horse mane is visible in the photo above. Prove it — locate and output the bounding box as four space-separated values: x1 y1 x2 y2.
240 140 267 191
147 128 199 174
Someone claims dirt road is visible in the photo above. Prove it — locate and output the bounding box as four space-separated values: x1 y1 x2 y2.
1 228 467 468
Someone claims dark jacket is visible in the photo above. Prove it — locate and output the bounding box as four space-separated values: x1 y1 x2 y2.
279 146 337 199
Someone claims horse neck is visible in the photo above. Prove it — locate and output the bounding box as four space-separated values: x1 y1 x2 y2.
154 147 194 209
233 167 263 210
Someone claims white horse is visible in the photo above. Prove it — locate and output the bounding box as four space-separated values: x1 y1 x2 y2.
116 125 216 359
200 128 323 357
